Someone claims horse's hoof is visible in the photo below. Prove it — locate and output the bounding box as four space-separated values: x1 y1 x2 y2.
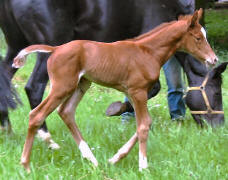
21 161 31 173
48 142 60 150
106 101 127 116
108 156 119 164
25 166 31 173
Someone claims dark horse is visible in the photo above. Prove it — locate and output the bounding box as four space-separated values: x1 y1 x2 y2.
0 56 20 132
177 54 227 127
0 0 226 147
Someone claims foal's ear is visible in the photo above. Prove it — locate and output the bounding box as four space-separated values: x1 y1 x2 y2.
188 10 198 28
210 62 228 78
198 8 203 20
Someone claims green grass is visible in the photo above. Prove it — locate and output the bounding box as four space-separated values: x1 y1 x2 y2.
0 9 228 180
205 9 228 49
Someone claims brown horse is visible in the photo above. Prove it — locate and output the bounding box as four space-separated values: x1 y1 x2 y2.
13 9 218 172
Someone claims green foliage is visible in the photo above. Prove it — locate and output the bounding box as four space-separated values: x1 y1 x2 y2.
205 9 228 50
0 29 6 55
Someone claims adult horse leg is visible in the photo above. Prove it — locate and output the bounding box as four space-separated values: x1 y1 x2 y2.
0 48 20 132
24 53 59 149
0 111 11 133
57 78 98 166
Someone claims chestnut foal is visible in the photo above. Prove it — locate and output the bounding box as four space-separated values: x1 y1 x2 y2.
13 9 218 172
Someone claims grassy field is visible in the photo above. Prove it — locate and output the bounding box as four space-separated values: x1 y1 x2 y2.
205 9 228 49
0 10 228 180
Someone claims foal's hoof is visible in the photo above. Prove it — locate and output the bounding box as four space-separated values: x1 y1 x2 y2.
25 166 31 173
106 101 127 116
21 162 31 173
108 156 119 164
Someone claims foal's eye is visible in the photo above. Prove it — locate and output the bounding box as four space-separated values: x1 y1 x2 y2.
196 37 201 41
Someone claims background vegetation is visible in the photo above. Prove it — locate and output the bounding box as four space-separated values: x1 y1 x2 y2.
205 9 228 49
0 9 227 180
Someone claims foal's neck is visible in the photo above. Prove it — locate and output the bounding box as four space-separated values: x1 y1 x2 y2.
185 59 209 86
135 21 188 67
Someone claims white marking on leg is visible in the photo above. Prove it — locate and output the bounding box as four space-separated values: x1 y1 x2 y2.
48 139 60 150
37 129 60 150
109 133 137 164
20 155 31 173
139 151 148 171
108 145 130 164
79 140 98 166
21 156 26 164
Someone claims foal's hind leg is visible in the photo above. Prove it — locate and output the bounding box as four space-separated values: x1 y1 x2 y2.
21 86 71 172
57 78 98 166
25 54 59 149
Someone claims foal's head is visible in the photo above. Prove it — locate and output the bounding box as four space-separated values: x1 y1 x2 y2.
179 9 218 66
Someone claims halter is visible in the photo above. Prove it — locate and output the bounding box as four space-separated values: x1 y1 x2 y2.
186 74 224 115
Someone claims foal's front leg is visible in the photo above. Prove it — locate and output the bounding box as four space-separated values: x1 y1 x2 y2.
109 90 152 171
132 90 152 170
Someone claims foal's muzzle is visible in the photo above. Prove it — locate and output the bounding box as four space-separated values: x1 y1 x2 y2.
206 56 219 66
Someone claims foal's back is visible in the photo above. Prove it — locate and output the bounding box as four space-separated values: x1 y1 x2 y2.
48 40 149 89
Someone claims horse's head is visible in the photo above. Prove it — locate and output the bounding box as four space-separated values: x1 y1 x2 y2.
185 62 228 127
179 9 218 66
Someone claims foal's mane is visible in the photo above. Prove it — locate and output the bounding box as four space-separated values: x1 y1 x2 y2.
128 21 177 42
128 14 192 42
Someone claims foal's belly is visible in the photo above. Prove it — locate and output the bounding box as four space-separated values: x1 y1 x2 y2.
83 67 127 91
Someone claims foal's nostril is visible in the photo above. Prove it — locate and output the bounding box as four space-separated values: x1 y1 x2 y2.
210 56 219 65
